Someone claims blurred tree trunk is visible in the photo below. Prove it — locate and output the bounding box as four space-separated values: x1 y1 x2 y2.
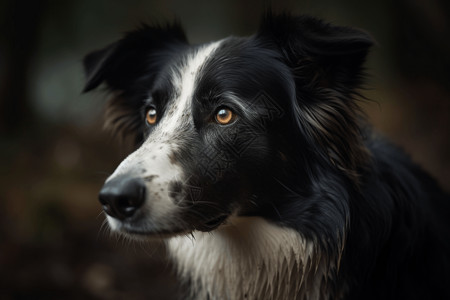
0 0 43 136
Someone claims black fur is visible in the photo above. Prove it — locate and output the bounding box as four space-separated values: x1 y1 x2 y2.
84 13 450 299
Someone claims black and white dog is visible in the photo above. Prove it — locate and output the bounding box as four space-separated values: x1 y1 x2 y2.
83 13 450 300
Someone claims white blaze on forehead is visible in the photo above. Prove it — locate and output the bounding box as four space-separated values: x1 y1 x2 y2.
157 40 222 135
108 40 222 179
104 40 223 232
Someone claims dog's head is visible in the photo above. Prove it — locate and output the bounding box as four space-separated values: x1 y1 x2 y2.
84 14 373 238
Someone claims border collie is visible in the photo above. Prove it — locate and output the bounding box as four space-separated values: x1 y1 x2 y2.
83 13 450 300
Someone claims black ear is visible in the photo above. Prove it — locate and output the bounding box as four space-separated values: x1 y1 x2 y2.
82 22 188 145
82 22 188 93
257 13 374 180
257 13 374 90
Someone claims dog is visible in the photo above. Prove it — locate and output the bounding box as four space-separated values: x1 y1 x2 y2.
83 13 450 299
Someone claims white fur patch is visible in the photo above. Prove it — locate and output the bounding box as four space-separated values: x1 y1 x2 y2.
104 41 223 232
167 217 339 300
161 40 222 135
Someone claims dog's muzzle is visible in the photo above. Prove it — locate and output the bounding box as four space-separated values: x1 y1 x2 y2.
98 177 146 220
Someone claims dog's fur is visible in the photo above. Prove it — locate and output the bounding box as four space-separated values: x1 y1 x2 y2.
83 13 450 299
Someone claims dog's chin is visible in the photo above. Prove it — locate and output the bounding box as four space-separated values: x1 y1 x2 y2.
121 228 188 240
106 214 230 239
111 224 189 240
106 217 185 239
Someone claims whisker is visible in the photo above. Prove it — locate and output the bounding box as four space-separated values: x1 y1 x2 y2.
185 210 210 221
96 210 105 219
182 201 222 209
273 176 301 197
97 218 111 241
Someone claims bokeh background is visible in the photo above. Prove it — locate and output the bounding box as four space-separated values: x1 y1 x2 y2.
1 0 449 299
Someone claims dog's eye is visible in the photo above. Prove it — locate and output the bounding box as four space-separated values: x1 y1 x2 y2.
215 107 235 125
146 108 157 125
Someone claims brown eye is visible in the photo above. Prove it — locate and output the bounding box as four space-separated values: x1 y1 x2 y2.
215 107 235 125
146 108 157 125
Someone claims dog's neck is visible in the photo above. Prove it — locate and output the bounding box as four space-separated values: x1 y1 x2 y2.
167 216 340 300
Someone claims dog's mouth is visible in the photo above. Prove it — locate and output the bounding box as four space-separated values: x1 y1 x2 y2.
122 227 187 238
111 213 230 237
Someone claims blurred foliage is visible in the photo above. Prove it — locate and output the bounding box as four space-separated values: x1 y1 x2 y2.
0 0 449 299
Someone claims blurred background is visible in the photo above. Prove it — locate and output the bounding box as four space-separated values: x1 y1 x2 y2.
1 0 449 299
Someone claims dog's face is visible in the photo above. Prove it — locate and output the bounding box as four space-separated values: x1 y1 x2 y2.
84 14 372 238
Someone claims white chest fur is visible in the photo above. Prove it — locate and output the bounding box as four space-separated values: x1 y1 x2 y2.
167 217 337 300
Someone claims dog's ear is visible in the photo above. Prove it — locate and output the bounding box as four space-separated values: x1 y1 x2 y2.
257 13 374 180
83 22 188 93
83 22 188 144
257 13 374 91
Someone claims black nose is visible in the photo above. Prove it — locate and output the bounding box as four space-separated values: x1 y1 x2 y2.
98 177 146 220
